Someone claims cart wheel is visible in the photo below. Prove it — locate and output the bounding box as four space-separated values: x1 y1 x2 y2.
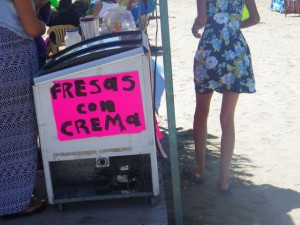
148 196 156 207
57 203 65 212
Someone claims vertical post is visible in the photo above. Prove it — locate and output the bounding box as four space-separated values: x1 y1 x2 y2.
158 0 183 225
137 0 142 30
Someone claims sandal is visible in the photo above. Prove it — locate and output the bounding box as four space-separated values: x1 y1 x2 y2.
181 166 205 184
1 197 47 220
218 179 233 195
219 184 233 195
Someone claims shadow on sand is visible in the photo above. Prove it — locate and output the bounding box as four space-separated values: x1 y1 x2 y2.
159 127 300 225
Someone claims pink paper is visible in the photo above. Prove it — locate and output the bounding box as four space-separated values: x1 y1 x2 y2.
50 71 145 141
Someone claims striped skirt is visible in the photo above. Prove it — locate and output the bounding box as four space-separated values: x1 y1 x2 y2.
0 27 39 216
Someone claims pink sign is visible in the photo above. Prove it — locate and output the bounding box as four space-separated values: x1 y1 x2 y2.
50 71 145 141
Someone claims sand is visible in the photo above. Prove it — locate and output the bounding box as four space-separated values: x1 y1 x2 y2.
147 0 300 224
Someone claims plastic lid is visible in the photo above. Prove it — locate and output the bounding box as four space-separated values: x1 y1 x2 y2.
80 16 98 22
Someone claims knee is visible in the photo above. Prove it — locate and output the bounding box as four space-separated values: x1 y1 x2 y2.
220 113 234 131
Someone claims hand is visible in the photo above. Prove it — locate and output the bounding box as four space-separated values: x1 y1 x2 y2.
191 15 206 38
191 24 201 38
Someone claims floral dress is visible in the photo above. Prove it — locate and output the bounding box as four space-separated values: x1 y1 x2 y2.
194 0 256 94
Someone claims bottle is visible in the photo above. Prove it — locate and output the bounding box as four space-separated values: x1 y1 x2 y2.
64 29 82 48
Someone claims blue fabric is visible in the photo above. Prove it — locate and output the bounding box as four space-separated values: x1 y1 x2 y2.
131 0 156 21
0 0 33 39
0 28 39 216
270 0 285 13
151 58 165 112
194 0 255 94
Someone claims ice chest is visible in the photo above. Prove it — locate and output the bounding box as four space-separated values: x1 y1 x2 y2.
32 31 159 206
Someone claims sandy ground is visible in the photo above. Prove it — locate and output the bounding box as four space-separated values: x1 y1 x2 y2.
2 1 299 224
147 0 300 224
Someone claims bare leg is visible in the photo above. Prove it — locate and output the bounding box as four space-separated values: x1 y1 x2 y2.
192 92 213 178
219 92 239 191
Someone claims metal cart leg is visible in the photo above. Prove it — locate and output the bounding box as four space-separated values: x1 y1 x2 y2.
57 203 65 212
148 196 156 207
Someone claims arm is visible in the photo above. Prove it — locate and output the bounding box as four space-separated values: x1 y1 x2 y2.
240 0 260 29
14 0 46 37
92 1 103 17
192 0 207 38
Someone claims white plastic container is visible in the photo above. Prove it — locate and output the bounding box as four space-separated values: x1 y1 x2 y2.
64 29 82 48
80 16 100 40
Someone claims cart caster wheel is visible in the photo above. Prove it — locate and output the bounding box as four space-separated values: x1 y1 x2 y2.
57 203 65 212
148 196 156 207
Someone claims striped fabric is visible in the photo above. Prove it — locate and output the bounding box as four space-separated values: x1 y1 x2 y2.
0 27 39 216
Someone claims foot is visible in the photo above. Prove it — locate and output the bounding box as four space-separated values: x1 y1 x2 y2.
23 197 46 213
1 197 47 220
218 179 233 195
219 184 233 195
182 165 205 184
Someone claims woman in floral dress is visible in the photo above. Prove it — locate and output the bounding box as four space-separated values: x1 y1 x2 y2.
183 0 260 193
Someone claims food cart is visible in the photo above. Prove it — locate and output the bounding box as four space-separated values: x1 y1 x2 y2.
33 31 159 209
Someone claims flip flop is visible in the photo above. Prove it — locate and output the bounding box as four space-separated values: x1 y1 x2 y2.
219 184 233 195
181 166 205 184
1 201 47 220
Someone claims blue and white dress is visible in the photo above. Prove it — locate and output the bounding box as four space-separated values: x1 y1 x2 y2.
194 0 256 94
